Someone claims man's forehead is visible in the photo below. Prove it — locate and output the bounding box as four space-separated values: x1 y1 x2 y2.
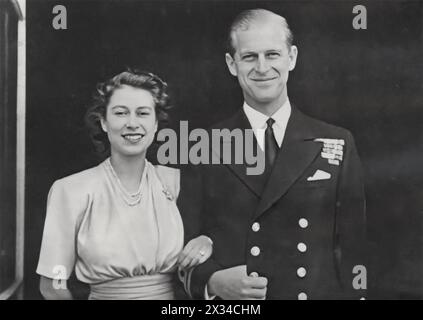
232 23 287 53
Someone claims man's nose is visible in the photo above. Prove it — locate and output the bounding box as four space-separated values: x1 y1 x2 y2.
255 55 270 74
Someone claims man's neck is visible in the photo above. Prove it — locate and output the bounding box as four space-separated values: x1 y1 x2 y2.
245 95 288 117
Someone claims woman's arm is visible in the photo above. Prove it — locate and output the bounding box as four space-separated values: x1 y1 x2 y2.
178 235 213 270
39 276 73 300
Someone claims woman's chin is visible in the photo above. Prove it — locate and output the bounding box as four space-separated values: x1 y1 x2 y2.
113 146 148 158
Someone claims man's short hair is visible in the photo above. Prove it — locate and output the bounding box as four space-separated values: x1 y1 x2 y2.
226 8 294 57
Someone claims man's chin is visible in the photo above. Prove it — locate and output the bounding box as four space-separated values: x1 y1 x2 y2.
250 93 281 105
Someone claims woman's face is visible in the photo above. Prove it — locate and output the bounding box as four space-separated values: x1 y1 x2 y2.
101 85 158 158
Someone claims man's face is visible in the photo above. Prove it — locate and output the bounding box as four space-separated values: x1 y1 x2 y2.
226 20 298 109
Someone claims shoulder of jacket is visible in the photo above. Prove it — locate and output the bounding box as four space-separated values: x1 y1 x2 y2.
154 165 180 199
52 164 103 196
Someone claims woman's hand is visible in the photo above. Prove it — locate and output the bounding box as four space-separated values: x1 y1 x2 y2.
39 276 73 300
178 235 213 270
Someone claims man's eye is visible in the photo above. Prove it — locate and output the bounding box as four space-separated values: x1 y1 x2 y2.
242 55 255 61
267 52 280 58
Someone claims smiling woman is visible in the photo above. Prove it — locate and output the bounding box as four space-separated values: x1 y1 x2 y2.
85 70 170 157
101 86 158 161
35 70 213 300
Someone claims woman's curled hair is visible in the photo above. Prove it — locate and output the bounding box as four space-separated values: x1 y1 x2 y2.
85 69 171 155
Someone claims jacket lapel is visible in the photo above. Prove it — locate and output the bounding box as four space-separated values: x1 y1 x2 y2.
252 106 322 220
212 110 268 197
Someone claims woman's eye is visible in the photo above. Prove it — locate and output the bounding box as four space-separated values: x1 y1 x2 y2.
115 111 127 116
138 112 151 116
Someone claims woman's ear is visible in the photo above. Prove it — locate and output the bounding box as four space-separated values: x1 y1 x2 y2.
100 117 107 133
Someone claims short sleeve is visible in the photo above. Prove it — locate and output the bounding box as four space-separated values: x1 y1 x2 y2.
36 179 87 280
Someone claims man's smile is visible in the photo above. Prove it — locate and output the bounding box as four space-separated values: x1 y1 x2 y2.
250 76 278 82
251 77 277 82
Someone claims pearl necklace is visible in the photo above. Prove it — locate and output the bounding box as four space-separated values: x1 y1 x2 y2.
105 158 144 206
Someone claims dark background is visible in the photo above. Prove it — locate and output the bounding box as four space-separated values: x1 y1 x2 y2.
25 0 423 299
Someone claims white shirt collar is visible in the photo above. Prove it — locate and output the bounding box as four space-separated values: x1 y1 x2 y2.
243 99 291 130
243 99 292 149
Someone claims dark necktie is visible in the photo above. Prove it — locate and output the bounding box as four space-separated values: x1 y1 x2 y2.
265 117 279 170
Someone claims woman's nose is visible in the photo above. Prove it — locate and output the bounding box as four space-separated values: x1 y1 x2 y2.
126 114 139 129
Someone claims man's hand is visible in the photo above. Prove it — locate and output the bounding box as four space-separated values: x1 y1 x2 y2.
178 235 213 270
208 265 267 300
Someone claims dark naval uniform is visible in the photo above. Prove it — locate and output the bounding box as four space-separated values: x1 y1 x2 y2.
179 105 367 300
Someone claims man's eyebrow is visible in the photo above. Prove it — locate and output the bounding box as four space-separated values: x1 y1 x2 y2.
239 49 283 56
239 51 258 57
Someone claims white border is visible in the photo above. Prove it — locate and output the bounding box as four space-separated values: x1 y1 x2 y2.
0 0 25 301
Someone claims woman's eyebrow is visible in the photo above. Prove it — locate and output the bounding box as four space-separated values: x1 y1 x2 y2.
110 105 128 109
137 105 154 109
110 105 154 110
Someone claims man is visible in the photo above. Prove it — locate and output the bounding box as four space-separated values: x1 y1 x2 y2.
179 8 367 300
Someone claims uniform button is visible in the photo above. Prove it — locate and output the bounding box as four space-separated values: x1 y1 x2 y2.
250 246 261 256
297 242 307 253
299 218 309 228
250 272 259 277
298 292 308 300
252 222 260 232
297 267 307 278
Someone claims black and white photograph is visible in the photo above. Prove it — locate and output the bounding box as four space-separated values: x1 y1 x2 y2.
0 0 422 302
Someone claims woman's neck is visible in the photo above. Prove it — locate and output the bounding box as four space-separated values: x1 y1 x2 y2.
109 153 146 193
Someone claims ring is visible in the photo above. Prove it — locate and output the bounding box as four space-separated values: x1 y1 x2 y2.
199 250 205 256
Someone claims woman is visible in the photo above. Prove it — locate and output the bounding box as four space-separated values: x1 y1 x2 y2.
36 70 211 299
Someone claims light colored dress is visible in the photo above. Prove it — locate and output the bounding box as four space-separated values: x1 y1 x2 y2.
36 158 184 300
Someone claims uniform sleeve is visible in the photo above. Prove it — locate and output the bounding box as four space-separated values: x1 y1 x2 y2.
178 163 224 299
335 131 368 299
36 179 87 280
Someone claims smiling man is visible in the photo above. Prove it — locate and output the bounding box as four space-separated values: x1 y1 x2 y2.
225 12 297 117
180 8 367 300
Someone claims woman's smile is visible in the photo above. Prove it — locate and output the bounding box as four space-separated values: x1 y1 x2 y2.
122 133 144 144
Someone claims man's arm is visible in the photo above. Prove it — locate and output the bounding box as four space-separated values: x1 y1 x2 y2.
179 164 267 300
206 265 268 300
335 130 367 299
178 163 221 299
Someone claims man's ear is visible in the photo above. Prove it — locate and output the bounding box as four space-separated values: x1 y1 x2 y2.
100 117 107 133
225 53 238 77
288 45 298 71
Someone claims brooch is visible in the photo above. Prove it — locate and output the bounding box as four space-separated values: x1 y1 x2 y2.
162 189 174 201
